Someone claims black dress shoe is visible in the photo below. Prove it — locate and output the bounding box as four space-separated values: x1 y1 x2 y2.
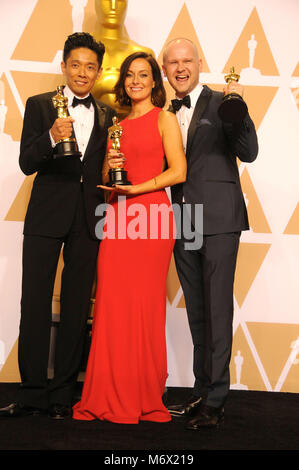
186 404 224 430
0 402 43 418
48 404 71 420
167 396 202 417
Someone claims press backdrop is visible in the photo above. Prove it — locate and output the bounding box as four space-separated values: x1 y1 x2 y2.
0 0 298 394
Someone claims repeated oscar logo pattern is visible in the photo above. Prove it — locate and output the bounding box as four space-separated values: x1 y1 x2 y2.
0 1 298 393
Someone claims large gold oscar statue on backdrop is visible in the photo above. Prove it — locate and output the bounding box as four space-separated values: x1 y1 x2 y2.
92 0 155 117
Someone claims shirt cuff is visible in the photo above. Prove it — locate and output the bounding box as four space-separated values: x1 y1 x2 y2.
49 130 56 148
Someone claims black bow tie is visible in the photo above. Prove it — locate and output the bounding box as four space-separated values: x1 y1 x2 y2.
171 95 191 112
72 95 92 108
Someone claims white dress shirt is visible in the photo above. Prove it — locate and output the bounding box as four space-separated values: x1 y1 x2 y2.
175 83 203 153
49 85 94 159
63 85 94 158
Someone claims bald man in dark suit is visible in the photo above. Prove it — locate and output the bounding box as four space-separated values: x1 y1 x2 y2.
162 38 258 429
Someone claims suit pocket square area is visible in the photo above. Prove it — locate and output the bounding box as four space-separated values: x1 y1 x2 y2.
197 118 212 127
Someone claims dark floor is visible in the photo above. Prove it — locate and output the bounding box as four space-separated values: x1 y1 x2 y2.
0 383 298 455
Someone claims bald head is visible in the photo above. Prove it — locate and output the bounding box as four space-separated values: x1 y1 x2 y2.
162 37 202 98
162 38 199 64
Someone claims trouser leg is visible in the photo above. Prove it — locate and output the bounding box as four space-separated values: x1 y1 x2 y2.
201 232 240 408
49 192 99 406
173 236 208 398
17 235 62 409
174 231 240 407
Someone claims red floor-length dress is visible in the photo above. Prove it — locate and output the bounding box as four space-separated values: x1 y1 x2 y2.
73 107 175 423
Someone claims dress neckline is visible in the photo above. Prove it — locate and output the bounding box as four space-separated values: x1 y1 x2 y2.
126 107 158 121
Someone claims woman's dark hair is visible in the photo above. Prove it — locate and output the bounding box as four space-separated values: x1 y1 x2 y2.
63 32 105 68
114 52 166 108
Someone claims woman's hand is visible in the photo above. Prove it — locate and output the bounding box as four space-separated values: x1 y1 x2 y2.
100 148 135 194
107 148 126 169
97 183 137 195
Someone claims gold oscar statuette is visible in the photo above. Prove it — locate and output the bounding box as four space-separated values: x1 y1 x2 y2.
218 67 248 123
51 86 82 158
107 116 131 186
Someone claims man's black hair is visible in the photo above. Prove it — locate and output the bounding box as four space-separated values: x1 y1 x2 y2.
63 32 105 68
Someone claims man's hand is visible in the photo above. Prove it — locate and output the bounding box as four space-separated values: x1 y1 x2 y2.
224 80 244 97
50 117 75 142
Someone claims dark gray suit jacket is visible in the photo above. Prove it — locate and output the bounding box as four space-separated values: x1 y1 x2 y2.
171 85 258 235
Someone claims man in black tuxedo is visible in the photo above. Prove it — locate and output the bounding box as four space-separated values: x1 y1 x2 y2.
0 32 116 419
162 38 258 429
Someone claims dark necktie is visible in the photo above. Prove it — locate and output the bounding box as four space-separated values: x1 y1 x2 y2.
72 95 92 108
171 95 191 112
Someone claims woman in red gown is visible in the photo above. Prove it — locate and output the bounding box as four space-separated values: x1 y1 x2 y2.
73 52 186 424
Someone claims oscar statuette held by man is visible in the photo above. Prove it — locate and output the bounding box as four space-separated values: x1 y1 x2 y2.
218 66 248 123
51 86 82 158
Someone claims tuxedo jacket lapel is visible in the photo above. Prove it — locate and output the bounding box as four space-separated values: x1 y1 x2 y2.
47 91 59 125
83 97 107 162
94 99 108 130
186 85 212 157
